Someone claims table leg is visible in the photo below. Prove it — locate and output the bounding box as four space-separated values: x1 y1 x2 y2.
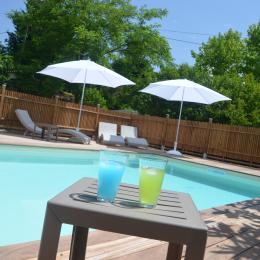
185 235 207 260
56 128 59 141
32 125 36 138
41 128 45 139
47 127 51 141
38 206 62 260
166 242 183 260
69 226 89 260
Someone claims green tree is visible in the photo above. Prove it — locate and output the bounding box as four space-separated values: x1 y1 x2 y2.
0 44 14 85
192 30 246 76
84 87 107 108
191 25 260 127
207 74 260 126
109 10 172 111
245 21 260 80
7 0 172 102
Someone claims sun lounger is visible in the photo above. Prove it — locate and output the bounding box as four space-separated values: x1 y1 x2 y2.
15 109 48 137
121 125 149 148
98 122 125 146
15 109 91 144
58 128 91 144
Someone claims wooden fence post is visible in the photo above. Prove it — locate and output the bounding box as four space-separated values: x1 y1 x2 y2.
52 95 59 124
161 114 169 151
223 129 231 160
129 112 133 126
0 84 6 120
203 118 213 159
95 103 100 136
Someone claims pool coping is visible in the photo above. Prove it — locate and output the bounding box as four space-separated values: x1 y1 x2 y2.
0 131 259 177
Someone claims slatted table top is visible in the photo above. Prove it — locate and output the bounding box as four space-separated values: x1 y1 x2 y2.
35 122 59 129
48 177 207 244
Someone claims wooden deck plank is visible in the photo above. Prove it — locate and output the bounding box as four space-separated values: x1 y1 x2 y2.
200 201 260 260
233 243 260 260
205 228 260 260
27 237 165 260
205 204 260 246
0 232 128 260
51 237 164 260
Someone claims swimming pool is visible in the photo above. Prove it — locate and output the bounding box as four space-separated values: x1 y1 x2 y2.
0 144 259 246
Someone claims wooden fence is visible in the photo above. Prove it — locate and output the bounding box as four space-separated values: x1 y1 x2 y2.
0 85 259 166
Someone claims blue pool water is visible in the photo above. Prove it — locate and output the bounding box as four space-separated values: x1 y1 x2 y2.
0 144 259 246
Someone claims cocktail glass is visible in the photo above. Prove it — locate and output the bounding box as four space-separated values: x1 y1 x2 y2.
97 150 127 202
139 157 167 208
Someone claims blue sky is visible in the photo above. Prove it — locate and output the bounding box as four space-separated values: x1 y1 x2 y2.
1 0 259 64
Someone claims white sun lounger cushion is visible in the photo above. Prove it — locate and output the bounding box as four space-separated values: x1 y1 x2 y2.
104 135 125 146
121 125 149 148
98 122 125 146
126 136 149 148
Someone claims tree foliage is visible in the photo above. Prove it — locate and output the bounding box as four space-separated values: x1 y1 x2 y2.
7 0 171 97
84 87 107 108
192 30 246 76
0 44 14 85
245 21 260 80
192 25 260 126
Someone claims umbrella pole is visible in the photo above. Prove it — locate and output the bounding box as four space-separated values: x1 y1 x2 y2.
76 70 87 131
174 89 185 151
174 100 184 150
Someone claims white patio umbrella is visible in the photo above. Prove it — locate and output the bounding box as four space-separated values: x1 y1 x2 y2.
38 60 135 130
140 79 231 156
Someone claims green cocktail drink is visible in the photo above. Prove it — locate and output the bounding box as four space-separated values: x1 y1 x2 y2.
139 167 165 206
139 157 167 208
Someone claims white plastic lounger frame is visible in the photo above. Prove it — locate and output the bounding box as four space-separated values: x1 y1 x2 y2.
15 109 91 144
121 125 149 148
98 122 125 146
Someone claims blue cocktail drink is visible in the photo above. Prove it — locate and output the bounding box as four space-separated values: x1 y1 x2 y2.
97 151 127 202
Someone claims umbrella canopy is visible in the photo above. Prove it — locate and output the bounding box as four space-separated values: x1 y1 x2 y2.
140 79 231 156
38 60 135 129
141 79 230 104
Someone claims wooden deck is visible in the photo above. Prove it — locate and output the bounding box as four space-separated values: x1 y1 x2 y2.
0 198 259 260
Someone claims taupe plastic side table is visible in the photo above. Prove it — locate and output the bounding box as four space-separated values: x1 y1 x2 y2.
34 123 59 141
38 178 207 260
